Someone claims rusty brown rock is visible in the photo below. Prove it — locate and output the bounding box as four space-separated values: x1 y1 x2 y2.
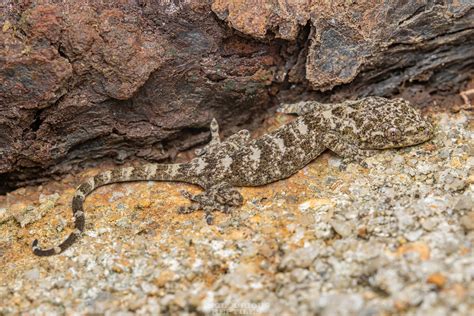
213 0 474 94
1 1 277 191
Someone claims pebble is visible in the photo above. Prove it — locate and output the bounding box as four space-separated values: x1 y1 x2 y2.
453 193 473 211
24 268 40 281
404 229 423 242
330 219 353 237
426 272 447 289
459 212 474 231
279 243 320 270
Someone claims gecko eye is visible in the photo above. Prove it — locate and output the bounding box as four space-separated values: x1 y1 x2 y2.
385 127 402 141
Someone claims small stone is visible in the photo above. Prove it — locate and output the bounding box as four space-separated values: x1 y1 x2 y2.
421 218 438 231
438 148 450 159
447 178 466 192
371 269 404 295
153 270 176 287
416 161 433 174
392 154 405 165
314 221 334 240
141 282 158 295
111 265 124 273
453 194 473 212
258 243 276 258
404 229 423 242
396 242 430 261
0 208 11 224
460 212 474 231
357 226 368 239
298 198 334 211
24 268 40 280
330 219 353 237
328 156 342 169
394 300 409 312
290 268 309 283
426 272 447 289
279 243 320 270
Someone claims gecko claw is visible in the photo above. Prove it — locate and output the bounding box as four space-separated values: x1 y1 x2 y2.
179 189 194 200
205 210 214 225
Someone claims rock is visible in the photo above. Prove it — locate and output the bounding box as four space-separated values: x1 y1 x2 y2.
290 268 309 283
0 208 11 224
279 243 320 271
396 242 430 261
371 268 404 295
24 268 40 281
454 194 473 212
459 212 474 232
318 294 364 316
426 272 447 289
404 229 423 242
330 219 354 238
421 218 438 232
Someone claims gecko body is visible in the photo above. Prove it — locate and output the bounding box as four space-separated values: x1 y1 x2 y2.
32 97 433 256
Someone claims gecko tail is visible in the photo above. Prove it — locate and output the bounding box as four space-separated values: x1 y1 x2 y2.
31 164 187 257
31 179 88 257
31 232 81 256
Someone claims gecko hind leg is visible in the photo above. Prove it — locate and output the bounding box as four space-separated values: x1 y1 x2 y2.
196 119 251 156
178 182 243 224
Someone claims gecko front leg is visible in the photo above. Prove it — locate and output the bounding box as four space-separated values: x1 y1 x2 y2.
322 133 373 168
178 182 243 224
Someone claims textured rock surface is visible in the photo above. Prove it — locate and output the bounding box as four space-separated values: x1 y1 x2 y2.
1 1 473 192
213 0 474 93
0 107 472 315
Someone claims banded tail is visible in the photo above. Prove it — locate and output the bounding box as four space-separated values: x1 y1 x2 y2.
32 163 192 256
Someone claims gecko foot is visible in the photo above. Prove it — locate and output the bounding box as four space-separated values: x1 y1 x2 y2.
178 182 243 224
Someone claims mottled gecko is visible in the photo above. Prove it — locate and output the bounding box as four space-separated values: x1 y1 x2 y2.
32 97 433 256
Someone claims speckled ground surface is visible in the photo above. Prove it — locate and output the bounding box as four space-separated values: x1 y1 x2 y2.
0 109 473 315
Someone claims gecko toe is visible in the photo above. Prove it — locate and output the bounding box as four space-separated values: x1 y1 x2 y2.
178 203 199 214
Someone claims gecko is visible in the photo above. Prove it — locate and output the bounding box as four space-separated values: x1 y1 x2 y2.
32 97 434 256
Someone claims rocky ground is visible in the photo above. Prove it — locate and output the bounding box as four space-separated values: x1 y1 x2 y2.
0 108 473 315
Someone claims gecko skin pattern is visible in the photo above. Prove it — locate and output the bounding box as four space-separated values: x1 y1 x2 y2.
32 97 433 256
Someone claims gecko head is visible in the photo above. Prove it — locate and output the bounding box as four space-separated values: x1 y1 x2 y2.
345 97 434 149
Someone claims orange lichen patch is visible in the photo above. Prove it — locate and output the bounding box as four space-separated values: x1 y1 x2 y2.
426 272 447 289
395 242 431 261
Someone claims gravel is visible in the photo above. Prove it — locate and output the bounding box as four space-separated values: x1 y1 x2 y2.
0 110 473 315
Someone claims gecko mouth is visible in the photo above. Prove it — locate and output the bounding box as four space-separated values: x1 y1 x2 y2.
393 123 434 148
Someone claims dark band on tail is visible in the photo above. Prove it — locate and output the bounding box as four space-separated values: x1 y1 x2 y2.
32 183 89 256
